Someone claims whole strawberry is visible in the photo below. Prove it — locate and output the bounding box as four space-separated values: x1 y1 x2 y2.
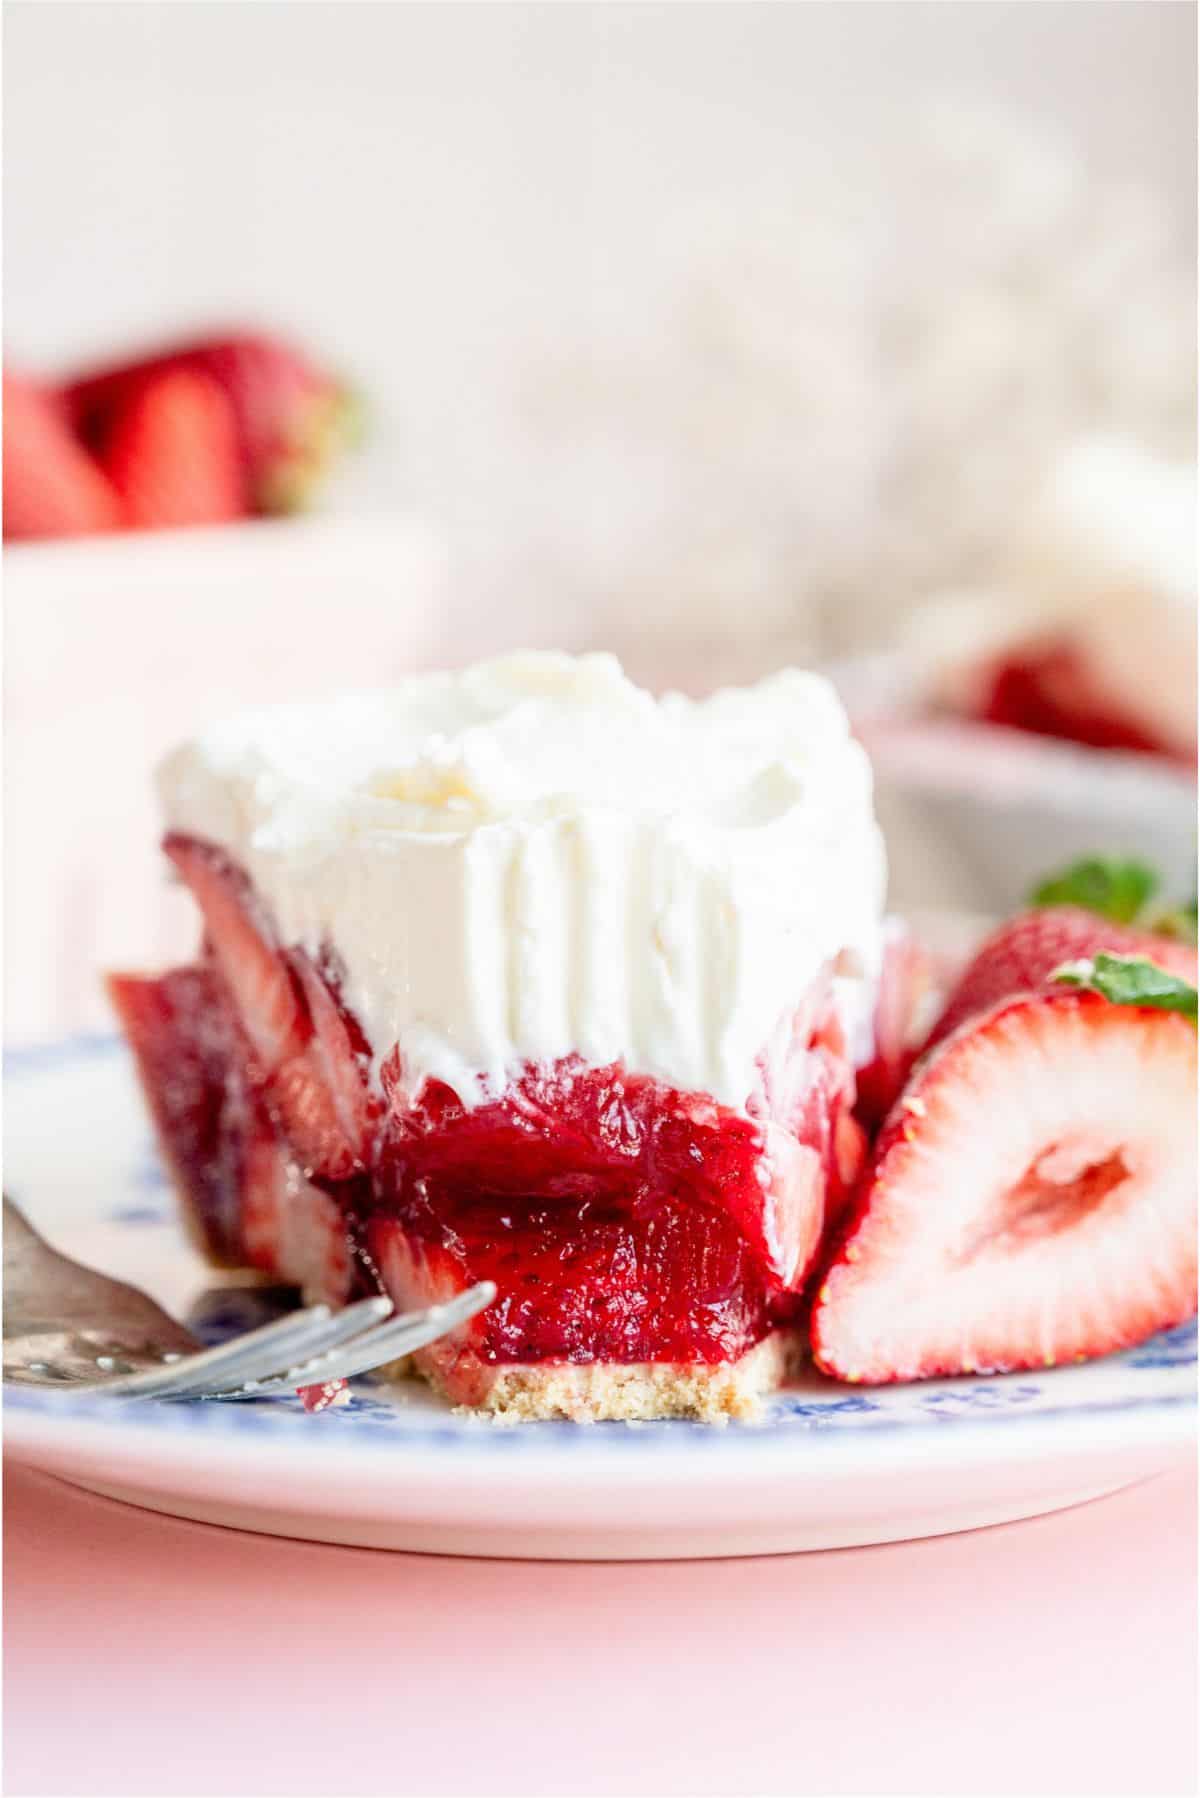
101 370 243 530
3 370 122 540
66 333 358 515
926 858 1198 1050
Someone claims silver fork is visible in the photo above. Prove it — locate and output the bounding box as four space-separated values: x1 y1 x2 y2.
2 1196 494 1402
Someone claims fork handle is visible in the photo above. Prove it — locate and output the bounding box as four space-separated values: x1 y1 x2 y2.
4 1194 43 1254
4 1195 56 1293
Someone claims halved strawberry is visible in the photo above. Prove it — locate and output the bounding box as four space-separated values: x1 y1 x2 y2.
165 835 369 1181
927 906 1199 1051
812 989 1198 1383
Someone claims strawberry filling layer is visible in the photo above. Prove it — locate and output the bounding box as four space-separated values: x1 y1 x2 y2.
366 1053 859 1365
112 836 869 1373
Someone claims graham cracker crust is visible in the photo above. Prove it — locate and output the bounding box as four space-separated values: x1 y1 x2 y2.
409 1330 806 1424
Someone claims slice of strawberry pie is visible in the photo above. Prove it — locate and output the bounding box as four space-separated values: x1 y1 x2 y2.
110 652 889 1420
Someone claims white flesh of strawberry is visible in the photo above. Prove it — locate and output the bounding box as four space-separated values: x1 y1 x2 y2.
367 1219 483 1395
368 1219 468 1312
814 996 1197 1382
239 1136 353 1307
759 1125 824 1288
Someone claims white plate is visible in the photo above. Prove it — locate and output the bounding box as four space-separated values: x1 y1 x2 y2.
4 1037 1194 1559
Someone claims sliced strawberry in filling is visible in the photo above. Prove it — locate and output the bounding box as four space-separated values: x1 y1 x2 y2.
237 1129 354 1306
854 924 933 1130
165 835 370 1180
163 836 303 1069
107 965 263 1266
109 963 353 1305
286 945 377 1156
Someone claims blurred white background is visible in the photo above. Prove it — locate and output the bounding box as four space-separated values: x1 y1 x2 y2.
7 1 1196 658
5 1 1197 1038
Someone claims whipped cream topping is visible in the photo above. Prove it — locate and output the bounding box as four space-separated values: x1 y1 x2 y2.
158 652 887 1109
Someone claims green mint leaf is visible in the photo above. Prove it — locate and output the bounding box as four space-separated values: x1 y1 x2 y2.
1051 952 1198 1022
1030 857 1159 925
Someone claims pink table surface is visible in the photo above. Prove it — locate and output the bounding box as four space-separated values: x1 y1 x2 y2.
4 1457 1196 1798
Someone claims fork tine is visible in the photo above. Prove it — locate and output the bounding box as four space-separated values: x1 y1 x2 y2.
96 1297 375 1400
251 1292 397 1363
147 1296 396 1400
96 1303 332 1399
238 1281 497 1395
290 1282 497 1386
216 1292 399 1390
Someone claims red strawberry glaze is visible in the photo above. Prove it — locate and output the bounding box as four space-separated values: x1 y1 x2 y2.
367 1058 814 1366
357 976 867 1367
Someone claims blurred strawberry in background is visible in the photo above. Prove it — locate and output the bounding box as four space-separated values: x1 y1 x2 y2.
2 372 123 539
67 333 360 514
101 369 243 529
3 330 359 539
